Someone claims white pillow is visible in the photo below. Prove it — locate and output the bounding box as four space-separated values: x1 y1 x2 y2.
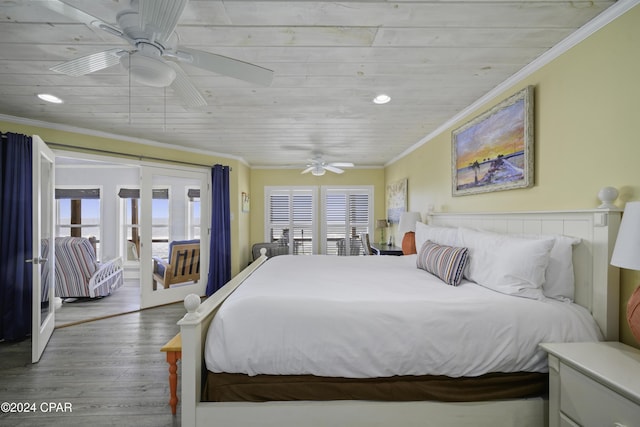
415 222 460 250
458 228 555 300
521 234 581 301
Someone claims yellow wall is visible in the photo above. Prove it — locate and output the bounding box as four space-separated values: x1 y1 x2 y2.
235 162 252 269
385 5 640 348
249 168 386 249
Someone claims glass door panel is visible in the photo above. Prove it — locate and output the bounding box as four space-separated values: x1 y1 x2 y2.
140 166 209 309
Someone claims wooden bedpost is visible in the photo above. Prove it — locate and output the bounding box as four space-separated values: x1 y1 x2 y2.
178 250 269 426
177 295 203 427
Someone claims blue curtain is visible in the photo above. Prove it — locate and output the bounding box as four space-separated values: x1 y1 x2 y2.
0 133 33 341
206 164 231 296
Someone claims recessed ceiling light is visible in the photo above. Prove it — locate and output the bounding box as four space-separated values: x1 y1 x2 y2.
37 93 64 104
373 94 391 104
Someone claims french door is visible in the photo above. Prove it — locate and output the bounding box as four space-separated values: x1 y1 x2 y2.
139 165 210 308
31 135 56 362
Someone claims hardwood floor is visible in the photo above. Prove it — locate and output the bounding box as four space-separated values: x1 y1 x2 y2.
55 279 141 328
0 302 186 426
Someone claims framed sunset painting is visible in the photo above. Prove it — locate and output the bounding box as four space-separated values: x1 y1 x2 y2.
452 86 534 196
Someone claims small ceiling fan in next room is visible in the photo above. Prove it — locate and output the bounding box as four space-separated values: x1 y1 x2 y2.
301 158 355 176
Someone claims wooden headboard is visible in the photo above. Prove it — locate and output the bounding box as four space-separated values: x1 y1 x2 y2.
428 209 622 340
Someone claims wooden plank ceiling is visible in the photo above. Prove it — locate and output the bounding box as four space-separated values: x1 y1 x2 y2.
0 0 617 169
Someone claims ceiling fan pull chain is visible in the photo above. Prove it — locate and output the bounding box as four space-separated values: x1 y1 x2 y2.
128 58 132 125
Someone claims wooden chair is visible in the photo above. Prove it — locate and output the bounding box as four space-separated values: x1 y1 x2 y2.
153 240 200 290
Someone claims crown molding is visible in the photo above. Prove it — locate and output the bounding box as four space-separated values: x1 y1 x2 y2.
386 0 640 167
0 113 250 167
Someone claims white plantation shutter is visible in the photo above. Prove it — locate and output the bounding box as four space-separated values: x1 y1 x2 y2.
325 192 347 255
322 187 373 256
265 187 317 255
292 192 314 254
264 186 372 256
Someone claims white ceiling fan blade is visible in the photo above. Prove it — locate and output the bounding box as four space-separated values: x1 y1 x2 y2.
301 167 314 174
40 0 106 27
329 162 354 168
177 47 274 86
138 0 188 46
40 0 127 39
324 165 345 174
167 62 207 108
50 48 126 76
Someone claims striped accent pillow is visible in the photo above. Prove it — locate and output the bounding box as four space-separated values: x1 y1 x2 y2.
416 240 469 286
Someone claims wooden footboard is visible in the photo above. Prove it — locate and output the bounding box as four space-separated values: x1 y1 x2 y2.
178 249 269 427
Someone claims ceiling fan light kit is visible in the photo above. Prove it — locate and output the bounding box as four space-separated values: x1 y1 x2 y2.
311 166 326 176
121 44 177 87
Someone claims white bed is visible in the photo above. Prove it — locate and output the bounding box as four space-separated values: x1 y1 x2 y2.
178 209 621 427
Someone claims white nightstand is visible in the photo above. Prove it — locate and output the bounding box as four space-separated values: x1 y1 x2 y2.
539 342 640 427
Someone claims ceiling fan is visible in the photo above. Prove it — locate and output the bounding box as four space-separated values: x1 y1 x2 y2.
42 0 274 107
301 159 355 176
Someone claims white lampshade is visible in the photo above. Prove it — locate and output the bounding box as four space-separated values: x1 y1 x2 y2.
398 211 422 235
611 201 640 270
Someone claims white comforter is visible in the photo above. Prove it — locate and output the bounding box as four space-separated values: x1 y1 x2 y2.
205 254 602 378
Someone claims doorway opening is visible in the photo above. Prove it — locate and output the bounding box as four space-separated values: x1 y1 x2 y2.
52 151 210 326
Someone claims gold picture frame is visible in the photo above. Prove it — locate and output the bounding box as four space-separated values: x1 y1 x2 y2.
452 86 534 196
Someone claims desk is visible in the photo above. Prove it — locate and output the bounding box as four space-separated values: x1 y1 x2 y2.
160 333 182 415
370 243 403 256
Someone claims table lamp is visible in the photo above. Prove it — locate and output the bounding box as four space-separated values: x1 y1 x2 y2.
610 201 640 343
376 219 388 245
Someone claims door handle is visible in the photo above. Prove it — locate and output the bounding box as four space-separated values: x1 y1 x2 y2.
25 257 48 264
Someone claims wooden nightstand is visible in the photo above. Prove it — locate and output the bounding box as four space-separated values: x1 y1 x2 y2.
370 243 404 256
539 341 640 427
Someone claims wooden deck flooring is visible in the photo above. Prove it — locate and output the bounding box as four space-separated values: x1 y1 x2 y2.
55 279 141 328
0 301 185 427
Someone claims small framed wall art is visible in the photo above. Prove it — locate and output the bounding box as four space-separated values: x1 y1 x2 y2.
242 192 250 212
386 178 407 224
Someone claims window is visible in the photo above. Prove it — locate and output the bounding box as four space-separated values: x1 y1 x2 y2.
118 187 170 261
118 187 141 262
55 187 101 256
265 187 317 255
151 188 170 258
264 186 373 256
187 188 201 240
322 187 373 256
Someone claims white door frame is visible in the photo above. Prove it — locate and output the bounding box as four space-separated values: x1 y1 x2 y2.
31 135 56 363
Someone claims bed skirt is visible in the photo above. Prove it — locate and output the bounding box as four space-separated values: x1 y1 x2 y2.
203 371 548 402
